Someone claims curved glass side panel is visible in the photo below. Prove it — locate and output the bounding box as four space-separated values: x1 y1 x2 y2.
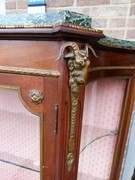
78 79 126 180
120 105 135 180
0 87 40 180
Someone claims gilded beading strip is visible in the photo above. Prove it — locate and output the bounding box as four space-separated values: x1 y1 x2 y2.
0 23 103 34
55 23 103 33
0 66 60 78
0 25 53 29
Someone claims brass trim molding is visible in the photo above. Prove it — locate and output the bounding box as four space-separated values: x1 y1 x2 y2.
0 23 103 34
54 104 58 135
0 66 60 77
56 42 97 172
89 66 135 72
57 23 103 33
0 25 53 29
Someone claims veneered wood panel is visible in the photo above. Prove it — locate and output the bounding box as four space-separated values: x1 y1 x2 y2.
0 41 61 70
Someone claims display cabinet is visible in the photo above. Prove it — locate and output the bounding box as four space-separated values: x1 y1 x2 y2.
0 11 135 180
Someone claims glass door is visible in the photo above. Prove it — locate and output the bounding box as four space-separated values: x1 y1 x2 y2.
78 78 126 180
0 86 41 180
120 105 135 180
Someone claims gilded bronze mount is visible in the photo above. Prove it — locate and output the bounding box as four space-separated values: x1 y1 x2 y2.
57 42 97 172
29 89 44 104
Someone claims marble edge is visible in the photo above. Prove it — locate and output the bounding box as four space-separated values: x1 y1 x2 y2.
0 10 92 28
98 37 135 50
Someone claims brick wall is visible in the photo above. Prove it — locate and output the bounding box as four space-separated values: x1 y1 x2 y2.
5 0 135 41
5 0 27 14
0 0 5 14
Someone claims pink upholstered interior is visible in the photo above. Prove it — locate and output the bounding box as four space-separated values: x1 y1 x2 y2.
0 88 40 179
78 79 126 180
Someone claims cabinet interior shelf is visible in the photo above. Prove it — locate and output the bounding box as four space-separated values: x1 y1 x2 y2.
0 152 40 173
0 158 40 173
80 125 118 154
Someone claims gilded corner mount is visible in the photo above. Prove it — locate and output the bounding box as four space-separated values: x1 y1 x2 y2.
57 42 97 172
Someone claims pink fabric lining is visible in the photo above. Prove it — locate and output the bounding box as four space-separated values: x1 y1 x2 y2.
0 88 40 179
78 79 126 180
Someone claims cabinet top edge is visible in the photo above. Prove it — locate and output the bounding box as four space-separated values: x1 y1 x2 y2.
0 24 105 42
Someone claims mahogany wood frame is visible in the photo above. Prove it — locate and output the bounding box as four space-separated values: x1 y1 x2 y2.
0 26 134 180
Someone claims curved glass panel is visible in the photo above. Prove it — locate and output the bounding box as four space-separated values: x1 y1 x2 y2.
120 105 135 180
78 79 126 180
0 87 40 180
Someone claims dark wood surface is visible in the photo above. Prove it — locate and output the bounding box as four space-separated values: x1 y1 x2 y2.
0 26 105 41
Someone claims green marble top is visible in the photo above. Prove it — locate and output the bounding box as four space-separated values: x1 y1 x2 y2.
98 37 135 50
0 10 92 28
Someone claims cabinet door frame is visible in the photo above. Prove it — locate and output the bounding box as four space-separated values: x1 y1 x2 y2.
0 73 58 180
